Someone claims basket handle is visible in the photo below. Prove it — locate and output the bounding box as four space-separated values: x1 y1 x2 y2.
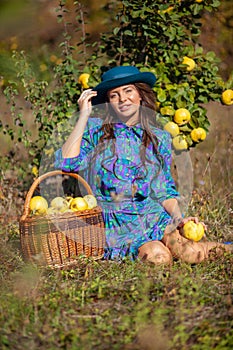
22 170 94 219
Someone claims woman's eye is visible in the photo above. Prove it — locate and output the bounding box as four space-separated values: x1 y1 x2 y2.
110 94 117 99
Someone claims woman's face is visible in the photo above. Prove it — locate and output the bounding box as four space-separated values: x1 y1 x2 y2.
107 84 141 122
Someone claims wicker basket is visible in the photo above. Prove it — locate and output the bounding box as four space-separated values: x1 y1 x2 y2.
19 170 106 268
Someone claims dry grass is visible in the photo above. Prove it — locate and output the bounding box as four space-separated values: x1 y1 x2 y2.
189 102 233 242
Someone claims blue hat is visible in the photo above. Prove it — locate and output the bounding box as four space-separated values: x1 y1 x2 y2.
92 66 156 105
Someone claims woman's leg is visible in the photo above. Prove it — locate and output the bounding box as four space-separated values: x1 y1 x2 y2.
138 240 173 265
162 228 231 264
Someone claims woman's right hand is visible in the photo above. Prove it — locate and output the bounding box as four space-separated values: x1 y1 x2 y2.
78 89 97 118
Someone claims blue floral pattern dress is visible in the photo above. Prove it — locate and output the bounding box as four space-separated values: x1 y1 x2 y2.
55 117 179 260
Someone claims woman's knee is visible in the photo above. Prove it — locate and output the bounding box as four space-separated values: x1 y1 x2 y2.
138 241 173 265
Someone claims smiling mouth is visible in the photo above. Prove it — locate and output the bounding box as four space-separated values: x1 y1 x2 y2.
119 104 132 112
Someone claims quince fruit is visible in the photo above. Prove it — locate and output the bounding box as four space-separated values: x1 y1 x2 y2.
29 196 48 215
31 165 39 177
182 56 196 72
172 136 188 151
164 122 180 137
70 197 88 211
221 89 233 106
191 128 207 142
83 194 97 209
78 73 90 89
182 221 205 242
160 106 175 116
174 108 191 125
50 197 69 211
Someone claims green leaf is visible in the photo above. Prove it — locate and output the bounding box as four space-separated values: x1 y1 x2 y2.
191 4 201 16
113 27 120 35
124 30 133 36
156 88 167 102
212 0 221 8
131 10 143 18
205 51 217 62
179 125 192 132
189 118 198 129
195 46 203 55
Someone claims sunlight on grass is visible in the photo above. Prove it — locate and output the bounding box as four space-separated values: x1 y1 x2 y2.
0 251 232 349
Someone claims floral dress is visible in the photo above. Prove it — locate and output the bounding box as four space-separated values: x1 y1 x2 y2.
55 117 179 260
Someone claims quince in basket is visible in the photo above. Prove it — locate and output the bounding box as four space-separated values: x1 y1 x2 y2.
70 195 97 211
47 207 60 215
83 194 98 209
29 194 98 216
70 197 88 211
50 196 69 212
29 196 48 215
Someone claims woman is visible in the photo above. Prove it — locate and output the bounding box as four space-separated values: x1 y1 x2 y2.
55 65 230 264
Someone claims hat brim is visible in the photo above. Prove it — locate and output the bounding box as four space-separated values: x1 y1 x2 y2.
91 72 156 105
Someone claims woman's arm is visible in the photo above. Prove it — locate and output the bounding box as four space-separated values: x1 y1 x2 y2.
62 89 97 158
162 198 183 221
162 197 206 234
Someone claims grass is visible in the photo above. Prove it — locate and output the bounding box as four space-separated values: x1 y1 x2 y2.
0 102 232 349
0 243 232 350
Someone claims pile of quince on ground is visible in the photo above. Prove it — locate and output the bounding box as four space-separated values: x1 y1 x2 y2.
29 194 98 216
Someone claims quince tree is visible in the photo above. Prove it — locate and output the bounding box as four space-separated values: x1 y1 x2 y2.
94 0 233 151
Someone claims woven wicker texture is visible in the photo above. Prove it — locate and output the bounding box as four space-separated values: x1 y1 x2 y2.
19 171 105 268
